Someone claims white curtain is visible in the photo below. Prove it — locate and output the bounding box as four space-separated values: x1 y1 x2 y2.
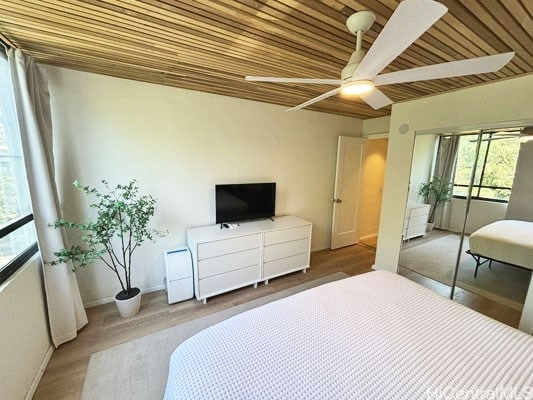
433 135 459 229
8 49 87 347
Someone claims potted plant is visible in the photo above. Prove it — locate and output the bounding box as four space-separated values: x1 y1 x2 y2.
417 177 453 231
49 180 165 318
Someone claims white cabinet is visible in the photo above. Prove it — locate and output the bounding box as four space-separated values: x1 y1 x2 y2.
403 202 431 240
165 247 194 304
187 216 312 303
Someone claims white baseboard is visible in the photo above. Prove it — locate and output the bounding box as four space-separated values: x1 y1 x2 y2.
25 345 54 400
84 284 166 308
311 246 329 252
359 233 378 241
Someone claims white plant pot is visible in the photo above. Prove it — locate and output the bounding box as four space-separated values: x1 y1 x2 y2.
426 222 435 232
114 288 142 318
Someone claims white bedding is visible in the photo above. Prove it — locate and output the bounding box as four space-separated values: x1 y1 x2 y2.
164 271 533 400
469 219 533 270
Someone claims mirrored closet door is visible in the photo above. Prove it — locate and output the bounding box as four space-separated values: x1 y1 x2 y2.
398 132 465 298
398 126 533 326
451 128 532 325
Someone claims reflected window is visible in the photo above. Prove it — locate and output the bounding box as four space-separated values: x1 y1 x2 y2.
452 132 520 202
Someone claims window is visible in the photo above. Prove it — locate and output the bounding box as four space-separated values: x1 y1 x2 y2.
452 131 521 202
0 50 37 284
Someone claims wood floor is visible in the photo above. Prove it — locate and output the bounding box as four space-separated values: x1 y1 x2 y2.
33 243 521 399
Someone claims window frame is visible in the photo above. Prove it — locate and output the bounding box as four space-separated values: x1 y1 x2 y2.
0 42 38 285
450 132 519 204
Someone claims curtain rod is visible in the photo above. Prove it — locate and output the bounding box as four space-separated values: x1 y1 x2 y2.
0 32 15 50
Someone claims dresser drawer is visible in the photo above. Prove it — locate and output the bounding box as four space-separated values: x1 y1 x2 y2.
264 225 310 246
197 234 261 260
406 224 426 239
264 238 309 262
198 248 260 279
408 214 428 227
199 265 260 297
263 253 309 279
410 205 430 217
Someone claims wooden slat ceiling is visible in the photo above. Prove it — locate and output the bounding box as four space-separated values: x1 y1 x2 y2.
0 0 531 118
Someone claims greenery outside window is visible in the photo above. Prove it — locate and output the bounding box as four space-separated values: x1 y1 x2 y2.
452 132 521 203
0 49 37 284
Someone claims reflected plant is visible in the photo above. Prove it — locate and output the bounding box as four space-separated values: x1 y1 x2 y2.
418 177 453 223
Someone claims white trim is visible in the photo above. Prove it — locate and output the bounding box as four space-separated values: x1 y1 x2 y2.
83 284 166 308
311 245 329 252
359 233 378 241
362 133 388 139
0 253 41 294
415 118 533 137
25 345 54 400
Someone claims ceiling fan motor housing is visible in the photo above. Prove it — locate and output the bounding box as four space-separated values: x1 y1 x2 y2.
341 49 365 80
345 11 376 35
342 11 376 81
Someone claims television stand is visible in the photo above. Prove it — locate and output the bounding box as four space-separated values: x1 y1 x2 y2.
187 215 312 304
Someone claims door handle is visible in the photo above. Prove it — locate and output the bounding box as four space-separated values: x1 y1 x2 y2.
332 198 342 203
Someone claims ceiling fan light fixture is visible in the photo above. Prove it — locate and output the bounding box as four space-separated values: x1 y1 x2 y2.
340 80 374 96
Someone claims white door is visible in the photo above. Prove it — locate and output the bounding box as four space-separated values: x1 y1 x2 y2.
331 136 367 249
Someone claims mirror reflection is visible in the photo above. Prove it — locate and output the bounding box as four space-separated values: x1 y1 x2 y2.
399 127 532 318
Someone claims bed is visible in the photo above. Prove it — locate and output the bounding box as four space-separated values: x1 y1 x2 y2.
164 271 533 400
468 219 533 277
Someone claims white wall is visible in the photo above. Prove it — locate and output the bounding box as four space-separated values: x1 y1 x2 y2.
506 141 533 221
407 134 438 202
45 66 362 305
374 73 533 333
359 138 388 238
362 116 391 136
448 198 507 234
0 256 52 400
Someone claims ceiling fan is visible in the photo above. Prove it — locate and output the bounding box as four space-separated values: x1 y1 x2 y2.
245 0 514 112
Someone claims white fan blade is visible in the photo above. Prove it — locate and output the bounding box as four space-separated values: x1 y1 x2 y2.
359 88 393 110
353 0 447 80
374 52 515 86
285 88 341 112
245 76 342 85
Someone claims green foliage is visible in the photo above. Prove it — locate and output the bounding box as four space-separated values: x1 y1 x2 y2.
453 134 520 201
417 177 453 223
49 180 166 295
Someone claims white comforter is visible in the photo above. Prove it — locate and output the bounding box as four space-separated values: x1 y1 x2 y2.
469 219 533 270
164 271 533 399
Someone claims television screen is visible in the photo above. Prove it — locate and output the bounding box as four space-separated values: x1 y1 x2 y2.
216 183 276 224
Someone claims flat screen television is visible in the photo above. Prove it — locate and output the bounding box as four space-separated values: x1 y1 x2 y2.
215 183 276 224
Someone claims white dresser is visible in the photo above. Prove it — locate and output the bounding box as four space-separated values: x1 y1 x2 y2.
403 202 431 240
187 216 312 303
